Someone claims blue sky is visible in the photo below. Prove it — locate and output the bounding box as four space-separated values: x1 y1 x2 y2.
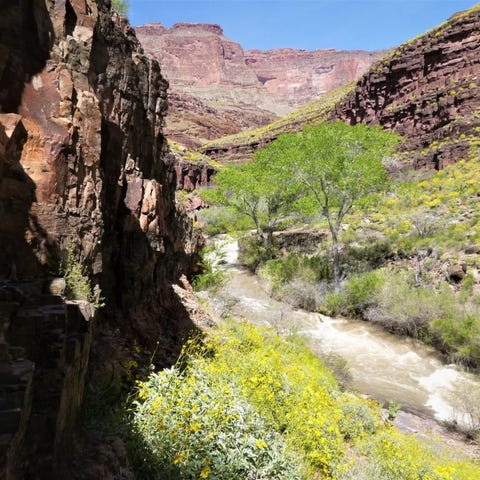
129 0 478 51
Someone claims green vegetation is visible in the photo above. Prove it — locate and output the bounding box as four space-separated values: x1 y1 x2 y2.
197 205 254 236
169 139 216 164
202 122 480 367
192 246 227 292
130 322 480 479
62 244 103 307
111 0 129 14
205 122 399 286
258 152 480 365
254 122 399 286
201 146 299 247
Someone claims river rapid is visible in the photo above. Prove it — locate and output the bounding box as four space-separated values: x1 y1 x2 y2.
205 236 480 454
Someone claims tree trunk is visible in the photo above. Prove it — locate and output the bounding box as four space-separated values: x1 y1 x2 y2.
324 208 342 290
332 236 341 291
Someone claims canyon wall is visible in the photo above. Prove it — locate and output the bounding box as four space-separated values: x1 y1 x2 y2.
331 6 480 169
136 23 382 146
201 6 480 168
245 47 380 109
0 1 200 478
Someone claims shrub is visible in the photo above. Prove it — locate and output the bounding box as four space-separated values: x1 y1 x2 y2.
344 270 386 315
189 324 347 477
130 322 480 480
354 429 440 480
238 236 280 271
337 395 380 441
308 274 384 318
364 273 458 338
63 250 91 301
432 315 480 365
192 246 227 292
62 245 103 307
342 239 394 274
258 253 334 311
197 206 254 235
277 279 324 311
133 362 300 480
323 291 349 316
112 0 129 14
411 212 441 238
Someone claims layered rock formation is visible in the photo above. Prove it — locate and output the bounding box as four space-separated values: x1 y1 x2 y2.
331 6 480 169
245 48 380 109
135 22 381 147
201 6 480 168
0 1 200 478
165 89 276 148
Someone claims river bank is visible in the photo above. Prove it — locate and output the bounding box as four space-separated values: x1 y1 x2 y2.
202 236 480 458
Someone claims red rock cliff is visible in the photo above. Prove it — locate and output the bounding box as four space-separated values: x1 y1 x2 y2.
245 47 381 110
0 1 200 478
331 6 480 169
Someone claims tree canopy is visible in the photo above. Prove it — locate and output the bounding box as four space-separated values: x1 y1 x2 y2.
205 122 400 285
202 151 299 239
256 122 400 285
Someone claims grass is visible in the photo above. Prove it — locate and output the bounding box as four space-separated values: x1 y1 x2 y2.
168 139 217 165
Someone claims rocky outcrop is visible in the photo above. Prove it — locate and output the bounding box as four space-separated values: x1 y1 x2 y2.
165 90 277 148
137 23 258 89
245 48 382 110
135 22 381 147
175 158 216 192
0 0 201 477
1 283 95 480
331 6 480 169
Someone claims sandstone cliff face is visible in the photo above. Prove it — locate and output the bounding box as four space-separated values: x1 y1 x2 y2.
331 7 480 169
135 22 381 147
139 23 258 88
245 47 381 109
0 1 200 478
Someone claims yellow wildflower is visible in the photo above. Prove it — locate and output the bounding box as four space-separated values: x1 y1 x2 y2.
255 439 268 449
199 464 211 479
173 452 186 465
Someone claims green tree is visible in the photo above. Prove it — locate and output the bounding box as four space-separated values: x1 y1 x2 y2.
112 0 129 14
203 156 298 246
253 122 400 287
204 122 399 286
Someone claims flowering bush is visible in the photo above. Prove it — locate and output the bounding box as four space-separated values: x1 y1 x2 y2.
133 349 301 479
131 322 480 480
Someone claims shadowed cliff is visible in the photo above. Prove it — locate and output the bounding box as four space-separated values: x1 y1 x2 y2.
0 1 202 478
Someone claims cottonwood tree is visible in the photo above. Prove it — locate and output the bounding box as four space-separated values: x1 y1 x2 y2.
255 122 400 288
203 154 299 247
